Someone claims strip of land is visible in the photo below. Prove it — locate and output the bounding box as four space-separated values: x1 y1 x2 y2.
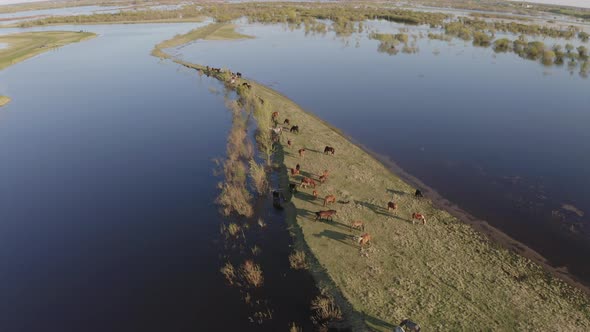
0 31 96 70
0 95 10 107
154 23 590 331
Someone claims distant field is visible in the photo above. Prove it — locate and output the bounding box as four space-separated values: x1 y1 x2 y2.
0 31 96 70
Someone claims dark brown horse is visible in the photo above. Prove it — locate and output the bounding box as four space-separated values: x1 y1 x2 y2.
315 210 337 221
298 148 306 158
324 146 335 155
290 125 299 134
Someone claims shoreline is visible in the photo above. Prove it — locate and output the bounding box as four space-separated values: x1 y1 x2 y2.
154 23 590 330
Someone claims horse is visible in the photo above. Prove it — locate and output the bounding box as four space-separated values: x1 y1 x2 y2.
415 189 424 198
283 119 290 125
412 213 426 225
350 220 365 232
387 197 398 212
322 170 329 177
400 319 421 332
290 125 299 134
315 210 337 221
236 72 242 78
271 111 279 120
324 146 335 155
295 164 301 171
300 177 316 189
323 195 336 206
241 82 251 89
290 168 300 176
358 233 371 247
287 139 292 148
319 175 328 184
298 148 306 158
313 190 318 199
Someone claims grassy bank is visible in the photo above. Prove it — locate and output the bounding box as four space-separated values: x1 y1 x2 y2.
0 31 96 70
154 23 590 331
0 95 10 107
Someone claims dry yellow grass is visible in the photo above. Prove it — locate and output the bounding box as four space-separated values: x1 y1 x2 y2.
153 23 590 331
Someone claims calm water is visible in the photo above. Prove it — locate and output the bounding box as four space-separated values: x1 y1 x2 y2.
0 23 316 331
179 22 590 285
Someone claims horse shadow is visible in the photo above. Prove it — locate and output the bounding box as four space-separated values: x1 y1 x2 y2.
313 229 356 248
295 207 315 220
365 315 396 331
354 200 392 217
387 188 407 196
295 191 322 205
305 148 324 154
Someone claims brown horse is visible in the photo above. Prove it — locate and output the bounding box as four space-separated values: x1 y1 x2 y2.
324 146 335 155
300 177 316 189
283 119 290 125
271 111 279 120
290 168 300 176
315 210 337 221
298 148 306 158
350 220 365 232
312 190 318 199
287 139 292 148
358 233 371 247
322 169 329 177
387 200 398 212
319 175 328 184
295 164 301 171
323 195 336 206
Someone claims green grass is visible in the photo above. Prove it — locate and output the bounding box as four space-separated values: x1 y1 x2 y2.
0 95 10 107
0 31 96 70
154 22 590 331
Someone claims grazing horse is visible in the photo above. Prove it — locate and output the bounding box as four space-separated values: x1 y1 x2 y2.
412 213 426 225
312 190 318 199
415 189 424 198
271 111 279 121
290 125 299 134
319 175 328 184
387 197 398 212
358 233 371 247
300 177 316 189
287 139 292 148
350 220 365 232
298 148 306 158
290 168 300 176
400 319 421 332
315 210 337 221
236 72 242 78
283 119 290 125
323 195 336 206
295 164 301 171
242 82 251 89
323 146 335 155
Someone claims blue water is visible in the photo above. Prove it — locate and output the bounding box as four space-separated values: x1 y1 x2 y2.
179 22 590 285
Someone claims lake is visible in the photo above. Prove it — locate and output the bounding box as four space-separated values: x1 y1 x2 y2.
178 21 590 286
0 23 316 331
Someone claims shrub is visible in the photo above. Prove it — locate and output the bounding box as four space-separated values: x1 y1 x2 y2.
220 262 236 285
311 292 342 325
289 251 308 270
472 31 492 46
493 38 512 52
241 260 264 287
249 159 268 195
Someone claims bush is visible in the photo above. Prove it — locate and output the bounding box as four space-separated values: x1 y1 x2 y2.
289 251 308 270
493 38 512 52
249 159 268 195
311 292 342 325
472 31 492 46
241 260 264 287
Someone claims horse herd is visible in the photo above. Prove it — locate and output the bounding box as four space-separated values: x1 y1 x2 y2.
270 111 429 251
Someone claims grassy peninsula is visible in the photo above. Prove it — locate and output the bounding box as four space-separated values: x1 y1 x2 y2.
154 23 590 331
0 31 96 70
